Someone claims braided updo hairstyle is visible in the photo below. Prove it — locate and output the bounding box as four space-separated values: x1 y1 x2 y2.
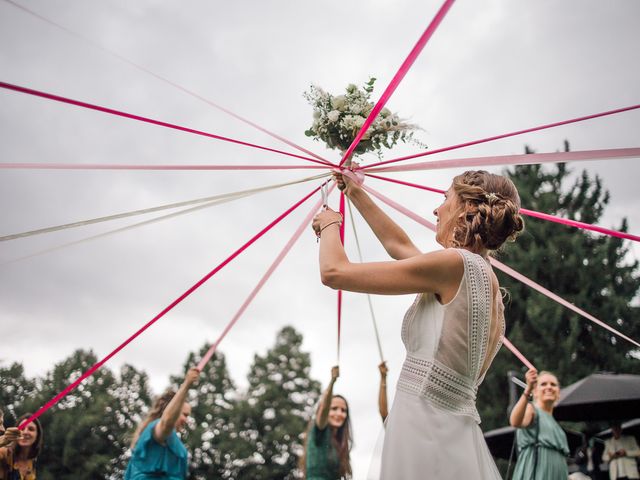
450 170 524 251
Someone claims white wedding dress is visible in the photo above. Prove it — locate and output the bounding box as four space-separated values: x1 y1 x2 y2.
377 248 504 479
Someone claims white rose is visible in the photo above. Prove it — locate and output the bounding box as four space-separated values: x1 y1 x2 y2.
353 116 365 128
331 95 347 110
342 115 356 129
327 110 340 122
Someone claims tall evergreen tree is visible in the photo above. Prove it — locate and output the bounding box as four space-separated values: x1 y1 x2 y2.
477 150 640 432
169 346 238 480
234 326 321 480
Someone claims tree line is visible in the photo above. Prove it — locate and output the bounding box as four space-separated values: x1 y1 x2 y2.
0 326 320 479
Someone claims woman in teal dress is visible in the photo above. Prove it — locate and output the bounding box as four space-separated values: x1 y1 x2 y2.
510 368 569 480
125 367 200 480
303 366 353 479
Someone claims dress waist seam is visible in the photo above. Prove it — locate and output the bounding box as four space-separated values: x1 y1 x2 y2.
520 443 568 455
397 354 481 423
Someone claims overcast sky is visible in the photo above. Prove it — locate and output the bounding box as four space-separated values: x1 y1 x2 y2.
1 0 639 476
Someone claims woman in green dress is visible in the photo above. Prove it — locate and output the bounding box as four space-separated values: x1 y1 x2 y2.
303 366 353 479
510 369 569 480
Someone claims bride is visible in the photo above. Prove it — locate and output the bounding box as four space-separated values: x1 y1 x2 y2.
312 168 524 479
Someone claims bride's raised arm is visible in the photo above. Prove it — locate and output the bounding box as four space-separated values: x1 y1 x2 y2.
335 167 420 260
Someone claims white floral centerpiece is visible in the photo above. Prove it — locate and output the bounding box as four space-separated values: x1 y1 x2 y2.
303 78 422 158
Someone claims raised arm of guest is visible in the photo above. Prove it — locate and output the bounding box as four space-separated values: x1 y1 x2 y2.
0 427 21 448
316 366 339 429
154 367 200 444
509 368 537 428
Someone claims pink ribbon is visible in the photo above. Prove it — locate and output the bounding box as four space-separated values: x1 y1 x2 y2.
490 259 640 349
502 338 535 370
518 208 640 242
338 0 456 166
366 173 640 243
361 183 437 232
366 148 640 173
19 183 322 430
0 162 329 171
365 104 640 169
2 0 332 166
0 81 335 168
197 183 335 370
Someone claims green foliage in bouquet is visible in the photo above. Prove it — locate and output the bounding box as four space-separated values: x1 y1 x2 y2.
303 77 421 158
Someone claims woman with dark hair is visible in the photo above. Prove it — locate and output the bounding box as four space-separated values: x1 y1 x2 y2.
313 168 524 478
0 413 44 480
125 367 200 480
303 366 353 479
510 368 570 480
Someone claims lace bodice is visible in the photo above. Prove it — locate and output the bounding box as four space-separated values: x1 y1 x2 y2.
396 248 504 423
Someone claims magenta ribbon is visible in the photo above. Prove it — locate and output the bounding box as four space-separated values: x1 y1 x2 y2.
365 173 640 243
19 184 322 430
197 183 335 370
366 148 640 173
2 0 331 166
0 162 329 171
365 104 640 169
365 173 445 194
336 192 347 361
338 0 456 166
0 81 335 168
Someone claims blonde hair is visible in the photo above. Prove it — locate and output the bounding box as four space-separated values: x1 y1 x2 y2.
450 170 525 251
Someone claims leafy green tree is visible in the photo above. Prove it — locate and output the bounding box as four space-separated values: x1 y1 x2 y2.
477 149 640 433
16 350 150 480
0 361 36 425
169 346 238 480
22 349 115 479
234 326 321 480
106 363 153 478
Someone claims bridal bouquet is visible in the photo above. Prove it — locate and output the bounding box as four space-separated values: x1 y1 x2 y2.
303 78 421 158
